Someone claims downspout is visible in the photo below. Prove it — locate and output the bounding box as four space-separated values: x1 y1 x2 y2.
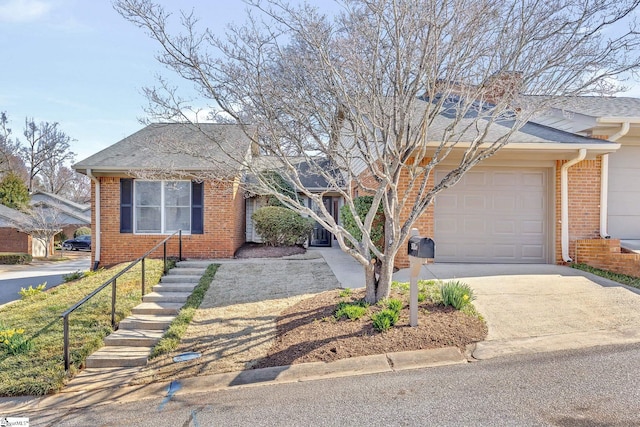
561 149 587 263
85 168 101 270
600 122 630 238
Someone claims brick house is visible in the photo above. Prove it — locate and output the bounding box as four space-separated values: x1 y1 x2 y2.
338 97 623 269
0 204 52 257
73 123 251 268
30 191 91 241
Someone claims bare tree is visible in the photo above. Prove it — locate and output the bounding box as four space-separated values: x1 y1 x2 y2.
115 0 640 302
21 119 75 193
12 203 67 258
62 171 91 204
0 112 25 177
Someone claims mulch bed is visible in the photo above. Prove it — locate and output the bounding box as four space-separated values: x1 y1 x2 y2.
255 288 487 368
234 242 306 258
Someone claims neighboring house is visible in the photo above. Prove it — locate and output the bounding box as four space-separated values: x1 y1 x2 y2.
72 123 252 268
0 204 49 257
529 97 640 243
30 191 91 240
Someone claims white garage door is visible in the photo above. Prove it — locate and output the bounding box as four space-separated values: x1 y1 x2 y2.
608 145 640 239
434 167 549 263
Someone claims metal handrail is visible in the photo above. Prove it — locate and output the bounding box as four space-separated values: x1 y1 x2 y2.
61 230 183 372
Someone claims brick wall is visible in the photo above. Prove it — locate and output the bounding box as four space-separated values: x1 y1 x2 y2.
576 239 640 277
92 177 246 267
0 227 31 253
554 158 602 263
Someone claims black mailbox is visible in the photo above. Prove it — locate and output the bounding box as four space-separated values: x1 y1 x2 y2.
408 236 435 258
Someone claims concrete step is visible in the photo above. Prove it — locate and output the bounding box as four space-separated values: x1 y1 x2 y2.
119 314 175 330
143 291 191 303
177 260 214 269
104 329 164 347
153 283 197 293
161 275 200 283
132 302 183 315
168 268 206 276
85 346 151 368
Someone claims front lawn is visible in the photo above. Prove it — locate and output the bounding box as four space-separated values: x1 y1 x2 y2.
0 259 165 396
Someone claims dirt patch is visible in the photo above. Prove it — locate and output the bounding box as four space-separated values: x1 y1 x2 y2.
235 242 306 259
254 288 487 368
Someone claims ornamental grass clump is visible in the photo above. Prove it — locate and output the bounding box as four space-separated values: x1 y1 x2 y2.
440 280 475 310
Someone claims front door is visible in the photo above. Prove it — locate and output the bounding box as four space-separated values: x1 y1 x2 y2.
310 197 332 247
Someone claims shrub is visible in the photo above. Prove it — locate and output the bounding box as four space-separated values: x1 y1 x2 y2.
19 282 46 299
335 301 369 321
74 226 91 237
0 253 32 265
252 206 314 246
340 196 384 251
372 309 399 332
440 280 475 310
63 271 84 282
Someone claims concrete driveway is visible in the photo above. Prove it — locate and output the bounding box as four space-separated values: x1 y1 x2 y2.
392 263 640 359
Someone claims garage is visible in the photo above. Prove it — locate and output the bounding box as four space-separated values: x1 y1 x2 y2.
608 145 640 239
434 167 551 263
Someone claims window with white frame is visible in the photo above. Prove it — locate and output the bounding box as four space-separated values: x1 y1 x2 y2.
134 180 191 233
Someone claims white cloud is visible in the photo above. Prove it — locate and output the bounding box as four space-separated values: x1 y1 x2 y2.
0 0 52 23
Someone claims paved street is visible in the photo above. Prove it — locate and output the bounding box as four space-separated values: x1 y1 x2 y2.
0 255 91 305
8 343 640 426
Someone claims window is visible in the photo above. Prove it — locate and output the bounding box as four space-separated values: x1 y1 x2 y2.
134 180 191 234
120 179 203 235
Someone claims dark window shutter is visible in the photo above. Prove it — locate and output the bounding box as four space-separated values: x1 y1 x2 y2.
120 178 133 233
191 181 204 234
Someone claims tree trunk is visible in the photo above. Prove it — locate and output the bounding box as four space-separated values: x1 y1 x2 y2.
364 260 377 303
374 255 395 301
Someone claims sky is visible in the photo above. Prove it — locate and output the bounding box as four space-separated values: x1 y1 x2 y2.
1 0 640 164
0 0 254 162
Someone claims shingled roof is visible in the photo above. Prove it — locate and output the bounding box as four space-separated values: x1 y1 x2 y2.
73 123 253 177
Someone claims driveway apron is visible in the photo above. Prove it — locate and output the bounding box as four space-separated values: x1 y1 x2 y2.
393 263 640 359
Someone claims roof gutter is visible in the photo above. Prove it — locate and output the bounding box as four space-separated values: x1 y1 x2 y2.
85 168 101 271
598 121 630 239
561 148 587 263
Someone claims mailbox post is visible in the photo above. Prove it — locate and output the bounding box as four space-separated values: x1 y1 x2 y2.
407 229 435 327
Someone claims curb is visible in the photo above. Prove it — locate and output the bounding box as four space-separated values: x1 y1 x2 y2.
0 347 467 414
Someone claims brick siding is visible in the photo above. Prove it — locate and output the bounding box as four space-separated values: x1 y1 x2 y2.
92 177 246 267
576 238 640 277
554 159 602 263
0 227 31 253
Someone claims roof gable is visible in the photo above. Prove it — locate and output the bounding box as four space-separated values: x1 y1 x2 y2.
73 123 254 176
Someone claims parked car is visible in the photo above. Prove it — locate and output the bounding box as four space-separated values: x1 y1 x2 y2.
62 235 91 251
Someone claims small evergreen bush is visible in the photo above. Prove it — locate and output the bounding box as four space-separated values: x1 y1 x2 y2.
252 206 314 246
19 282 47 299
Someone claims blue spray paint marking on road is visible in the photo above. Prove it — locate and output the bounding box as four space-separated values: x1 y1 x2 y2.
157 380 182 411
191 409 200 427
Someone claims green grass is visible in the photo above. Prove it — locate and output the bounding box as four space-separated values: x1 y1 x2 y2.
0 259 165 397
149 264 219 359
571 263 640 289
